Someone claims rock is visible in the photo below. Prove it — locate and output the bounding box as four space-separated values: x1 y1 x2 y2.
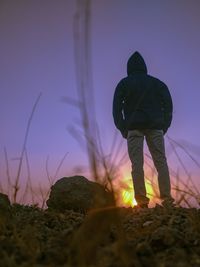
47 176 114 213
150 225 181 248
0 193 11 217
143 220 153 227
136 242 153 256
136 242 156 267
0 193 10 208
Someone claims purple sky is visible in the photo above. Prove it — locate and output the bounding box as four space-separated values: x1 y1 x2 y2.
1 0 200 203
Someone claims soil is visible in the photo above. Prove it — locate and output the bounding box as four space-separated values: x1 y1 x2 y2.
1 204 200 267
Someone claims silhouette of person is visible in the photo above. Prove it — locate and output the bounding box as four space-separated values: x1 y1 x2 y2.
113 51 174 208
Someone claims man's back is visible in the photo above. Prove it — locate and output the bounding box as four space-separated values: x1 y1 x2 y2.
112 51 173 137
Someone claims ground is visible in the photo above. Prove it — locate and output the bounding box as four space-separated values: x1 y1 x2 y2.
1 204 200 267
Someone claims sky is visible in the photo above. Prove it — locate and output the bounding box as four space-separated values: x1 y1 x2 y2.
1 0 200 205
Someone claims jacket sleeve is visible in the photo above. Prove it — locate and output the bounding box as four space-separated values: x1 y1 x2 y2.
160 83 173 133
112 80 126 134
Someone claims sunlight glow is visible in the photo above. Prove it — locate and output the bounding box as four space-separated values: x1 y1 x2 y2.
122 188 137 207
145 180 154 199
119 175 156 207
119 176 137 207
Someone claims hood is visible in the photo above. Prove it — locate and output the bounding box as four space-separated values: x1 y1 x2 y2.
127 51 147 75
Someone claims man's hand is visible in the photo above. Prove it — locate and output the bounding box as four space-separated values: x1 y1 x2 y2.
121 129 128 139
163 128 168 135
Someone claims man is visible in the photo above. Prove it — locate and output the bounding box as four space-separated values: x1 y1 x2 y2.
112 51 174 208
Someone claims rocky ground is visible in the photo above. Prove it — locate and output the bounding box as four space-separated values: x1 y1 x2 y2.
1 200 200 267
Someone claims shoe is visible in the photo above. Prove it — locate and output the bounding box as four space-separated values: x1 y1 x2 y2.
137 203 148 208
161 197 175 208
135 196 149 209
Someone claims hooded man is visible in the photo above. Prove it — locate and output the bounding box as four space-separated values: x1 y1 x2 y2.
112 51 174 208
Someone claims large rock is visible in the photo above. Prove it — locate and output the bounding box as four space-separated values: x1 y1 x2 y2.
0 193 10 207
46 176 114 212
0 193 11 215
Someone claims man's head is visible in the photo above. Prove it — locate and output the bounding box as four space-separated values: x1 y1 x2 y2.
127 51 147 75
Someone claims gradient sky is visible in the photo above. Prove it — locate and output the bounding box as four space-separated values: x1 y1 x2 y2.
1 0 200 202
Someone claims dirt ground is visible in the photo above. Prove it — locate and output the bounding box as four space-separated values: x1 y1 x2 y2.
1 204 200 267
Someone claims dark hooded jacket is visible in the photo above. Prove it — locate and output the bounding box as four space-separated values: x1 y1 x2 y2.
112 51 173 138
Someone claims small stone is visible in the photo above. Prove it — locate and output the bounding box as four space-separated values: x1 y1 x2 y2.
143 220 153 227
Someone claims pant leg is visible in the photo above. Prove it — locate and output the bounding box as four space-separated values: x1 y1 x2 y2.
127 130 149 204
145 129 171 199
